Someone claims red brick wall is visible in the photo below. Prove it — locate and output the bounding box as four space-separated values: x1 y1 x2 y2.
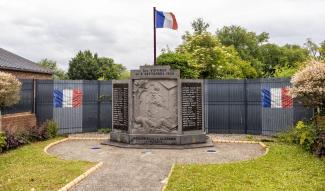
0 69 52 79
1 112 36 134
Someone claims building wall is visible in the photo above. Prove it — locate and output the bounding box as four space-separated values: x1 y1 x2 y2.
1 112 36 133
0 68 52 79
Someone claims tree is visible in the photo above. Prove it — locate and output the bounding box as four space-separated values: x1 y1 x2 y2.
260 44 309 77
68 50 127 80
305 38 319 58
320 41 325 61
304 39 325 61
177 32 258 79
97 57 126 80
68 50 99 80
216 25 269 76
290 61 325 116
118 70 130 80
157 52 198 79
0 72 21 130
38 59 67 80
191 18 210 35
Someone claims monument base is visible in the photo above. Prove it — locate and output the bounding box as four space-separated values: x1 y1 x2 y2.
103 133 213 149
109 131 208 145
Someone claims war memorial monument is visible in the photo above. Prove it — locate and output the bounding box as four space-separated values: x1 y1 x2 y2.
106 65 209 147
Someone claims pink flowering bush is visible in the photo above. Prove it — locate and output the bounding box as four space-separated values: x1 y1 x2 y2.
0 72 21 109
290 61 325 109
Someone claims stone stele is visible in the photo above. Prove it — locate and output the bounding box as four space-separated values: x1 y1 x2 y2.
109 65 208 145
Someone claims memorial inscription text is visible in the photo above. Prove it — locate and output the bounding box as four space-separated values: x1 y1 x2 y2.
182 82 203 131
113 83 128 131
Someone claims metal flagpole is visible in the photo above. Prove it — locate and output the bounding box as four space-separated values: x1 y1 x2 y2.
153 7 157 65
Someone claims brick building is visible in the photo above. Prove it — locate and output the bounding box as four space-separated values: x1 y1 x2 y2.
0 48 52 79
0 48 53 131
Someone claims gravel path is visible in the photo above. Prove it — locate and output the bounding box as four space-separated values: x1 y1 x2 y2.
48 140 265 191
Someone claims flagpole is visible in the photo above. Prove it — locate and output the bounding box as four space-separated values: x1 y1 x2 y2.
153 7 157 65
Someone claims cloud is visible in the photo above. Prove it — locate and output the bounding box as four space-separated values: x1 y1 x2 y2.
0 0 324 70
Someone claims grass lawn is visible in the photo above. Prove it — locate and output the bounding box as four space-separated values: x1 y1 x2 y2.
0 137 95 191
166 142 325 191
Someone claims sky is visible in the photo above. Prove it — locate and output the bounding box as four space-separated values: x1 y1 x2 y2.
1 0 324 70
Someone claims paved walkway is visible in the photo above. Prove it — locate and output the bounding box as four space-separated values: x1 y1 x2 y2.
48 140 265 191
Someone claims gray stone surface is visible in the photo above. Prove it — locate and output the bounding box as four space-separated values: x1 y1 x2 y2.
48 140 265 191
132 79 178 134
111 65 206 145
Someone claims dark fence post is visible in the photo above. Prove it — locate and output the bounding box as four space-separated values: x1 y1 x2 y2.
244 79 248 134
32 79 36 113
97 81 101 130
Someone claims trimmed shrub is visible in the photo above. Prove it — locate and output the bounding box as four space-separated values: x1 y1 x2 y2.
0 132 6 153
312 130 325 157
44 120 58 138
2 120 58 151
0 72 21 108
4 129 29 150
28 120 58 141
278 121 317 150
28 124 49 141
290 61 325 108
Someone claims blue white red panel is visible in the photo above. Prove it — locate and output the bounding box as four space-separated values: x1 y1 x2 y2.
261 87 293 108
53 89 83 108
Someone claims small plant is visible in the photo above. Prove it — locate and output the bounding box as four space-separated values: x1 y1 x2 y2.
245 135 253 141
28 120 58 141
278 121 316 150
28 124 48 141
98 128 111 134
4 130 29 150
0 132 6 153
44 120 58 138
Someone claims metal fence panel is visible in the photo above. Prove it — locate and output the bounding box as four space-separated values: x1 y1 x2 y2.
36 80 53 124
82 81 99 132
3 79 33 115
261 78 293 135
31 78 313 135
205 80 247 134
246 79 262 134
205 78 312 135
53 80 83 134
99 80 112 129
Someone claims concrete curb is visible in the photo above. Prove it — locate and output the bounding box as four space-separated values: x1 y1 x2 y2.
68 137 107 140
212 139 269 156
43 138 104 191
43 138 69 154
162 164 175 191
58 162 103 191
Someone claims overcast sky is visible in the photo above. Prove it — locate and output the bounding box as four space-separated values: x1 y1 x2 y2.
1 0 324 70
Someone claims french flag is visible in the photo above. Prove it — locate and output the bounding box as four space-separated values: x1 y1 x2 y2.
155 10 178 30
261 87 293 108
53 89 83 108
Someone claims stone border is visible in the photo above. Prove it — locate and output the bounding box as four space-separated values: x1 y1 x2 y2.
58 162 103 191
161 164 175 191
43 138 104 191
212 140 269 155
43 138 69 154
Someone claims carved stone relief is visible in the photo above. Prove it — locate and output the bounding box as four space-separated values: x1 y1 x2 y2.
132 79 178 134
